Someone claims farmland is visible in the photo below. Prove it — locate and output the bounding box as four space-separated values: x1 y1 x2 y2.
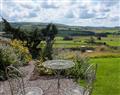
53 35 120 48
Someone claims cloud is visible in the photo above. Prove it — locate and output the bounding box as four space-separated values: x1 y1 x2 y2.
0 1 2 17
41 1 58 9
79 9 95 19
20 4 34 9
65 11 74 18
29 12 37 17
1 0 120 26
100 0 119 7
110 16 120 22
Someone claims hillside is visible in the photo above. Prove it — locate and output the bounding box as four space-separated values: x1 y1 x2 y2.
0 22 120 36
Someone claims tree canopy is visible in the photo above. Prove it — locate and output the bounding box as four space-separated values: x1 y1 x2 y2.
2 18 58 60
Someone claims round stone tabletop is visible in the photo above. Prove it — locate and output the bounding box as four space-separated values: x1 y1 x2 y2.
43 60 75 70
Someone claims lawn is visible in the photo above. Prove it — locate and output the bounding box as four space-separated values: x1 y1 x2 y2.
90 58 120 95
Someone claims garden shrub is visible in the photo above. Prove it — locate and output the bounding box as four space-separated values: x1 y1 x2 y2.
34 59 54 76
65 55 90 81
53 49 90 80
10 39 32 66
0 45 19 80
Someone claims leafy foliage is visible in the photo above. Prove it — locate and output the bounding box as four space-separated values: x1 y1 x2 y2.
65 56 90 80
34 59 54 76
41 23 58 60
89 36 95 44
0 45 19 80
2 18 58 59
53 50 90 80
10 39 32 66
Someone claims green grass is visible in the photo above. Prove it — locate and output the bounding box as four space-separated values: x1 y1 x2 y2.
40 40 85 48
94 28 119 33
54 36 63 40
53 37 87 48
96 36 120 46
106 41 120 46
39 36 120 48
54 36 120 47
53 44 81 48
90 58 120 95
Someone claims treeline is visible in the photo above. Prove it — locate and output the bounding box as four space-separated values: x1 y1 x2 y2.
58 30 119 37
1 21 119 37
58 30 95 36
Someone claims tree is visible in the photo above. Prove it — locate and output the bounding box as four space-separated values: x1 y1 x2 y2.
97 36 101 40
2 18 22 39
63 36 73 40
2 18 58 60
89 36 95 44
2 18 12 33
42 23 58 60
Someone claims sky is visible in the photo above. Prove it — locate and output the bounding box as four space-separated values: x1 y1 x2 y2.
0 0 120 27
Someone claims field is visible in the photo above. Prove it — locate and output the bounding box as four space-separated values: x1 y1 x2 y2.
96 35 120 46
90 58 120 95
53 35 120 48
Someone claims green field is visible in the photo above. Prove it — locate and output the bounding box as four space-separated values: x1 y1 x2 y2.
96 35 120 46
90 58 120 95
53 36 120 48
94 28 119 33
53 40 84 48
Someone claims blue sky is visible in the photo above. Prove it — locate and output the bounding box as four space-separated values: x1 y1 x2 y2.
0 0 120 27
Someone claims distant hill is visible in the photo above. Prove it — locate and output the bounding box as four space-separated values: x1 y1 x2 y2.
0 22 120 36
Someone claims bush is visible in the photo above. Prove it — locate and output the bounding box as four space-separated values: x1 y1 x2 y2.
0 45 19 80
65 55 90 81
10 39 32 66
35 59 54 76
85 36 95 44
63 36 73 40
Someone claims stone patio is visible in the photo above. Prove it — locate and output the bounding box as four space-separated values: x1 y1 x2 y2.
0 61 79 95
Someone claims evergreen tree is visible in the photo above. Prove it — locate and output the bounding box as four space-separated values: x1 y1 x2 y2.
42 23 58 60
2 18 58 60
